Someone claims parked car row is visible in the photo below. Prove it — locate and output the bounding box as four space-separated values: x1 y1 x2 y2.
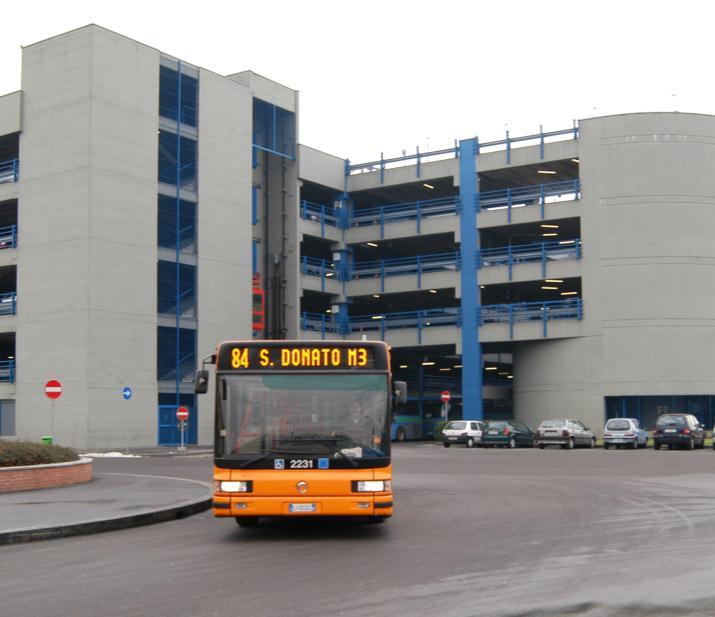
441 413 711 451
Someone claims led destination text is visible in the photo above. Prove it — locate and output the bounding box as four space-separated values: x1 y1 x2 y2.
225 346 371 370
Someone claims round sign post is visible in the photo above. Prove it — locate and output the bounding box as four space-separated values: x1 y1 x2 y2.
440 390 451 422
44 380 63 443
176 406 189 451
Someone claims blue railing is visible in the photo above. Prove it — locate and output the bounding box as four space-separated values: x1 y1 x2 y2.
479 180 580 221
0 225 17 249
301 256 338 279
300 257 341 290
0 360 15 382
0 159 18 184
300 200 340 238
0 292 16 316
302 300 582 340
348 125 579 179
299 180 579 232
302 239 580 285
351 196 460 236
478 240 581 279
352 252 460 292
350 308 461 343
477 298 583 338
301 312 340 336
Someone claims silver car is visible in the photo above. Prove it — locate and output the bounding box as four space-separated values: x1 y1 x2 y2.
535 418 596 449
603 417 648 449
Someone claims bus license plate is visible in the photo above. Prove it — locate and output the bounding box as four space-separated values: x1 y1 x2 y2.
289 503 316 513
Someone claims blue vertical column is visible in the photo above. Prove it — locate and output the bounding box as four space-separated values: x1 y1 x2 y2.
459 139 483 420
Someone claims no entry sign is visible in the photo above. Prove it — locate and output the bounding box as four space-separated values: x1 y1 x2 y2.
176 406 190 422
441 390 451 404
45 379 63 400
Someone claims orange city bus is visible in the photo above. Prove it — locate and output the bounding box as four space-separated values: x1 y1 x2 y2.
194 340 405 527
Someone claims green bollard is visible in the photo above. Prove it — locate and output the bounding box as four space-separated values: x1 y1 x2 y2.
41 436 53 445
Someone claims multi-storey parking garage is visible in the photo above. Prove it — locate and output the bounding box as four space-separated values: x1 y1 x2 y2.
1 25 715 447
297 114 715 435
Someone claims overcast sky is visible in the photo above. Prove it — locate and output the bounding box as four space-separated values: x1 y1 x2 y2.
1 0 711 163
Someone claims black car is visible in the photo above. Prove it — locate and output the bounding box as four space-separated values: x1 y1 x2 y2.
653 414 705 450
479 420 535 448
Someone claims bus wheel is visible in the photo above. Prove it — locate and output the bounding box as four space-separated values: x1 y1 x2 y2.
367 517 386 524
396 427 407 442
235 517 259 528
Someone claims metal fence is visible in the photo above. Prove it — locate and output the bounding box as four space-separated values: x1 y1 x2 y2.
299 180 579 232
478 180 580 221
478 240 581 279
301 299 583 341
477 299 583 338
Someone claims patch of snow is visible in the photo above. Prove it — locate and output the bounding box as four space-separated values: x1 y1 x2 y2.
80 452 142 458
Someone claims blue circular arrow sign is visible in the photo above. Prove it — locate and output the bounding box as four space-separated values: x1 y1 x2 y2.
122 387 132 400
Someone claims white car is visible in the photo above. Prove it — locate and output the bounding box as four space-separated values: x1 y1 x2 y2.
442 420 484 448
602 417 648 449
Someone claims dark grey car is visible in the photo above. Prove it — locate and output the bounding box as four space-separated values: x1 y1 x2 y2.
653 414 705 450
535 418 596 450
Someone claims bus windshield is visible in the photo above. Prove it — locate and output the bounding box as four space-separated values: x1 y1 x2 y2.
218 373 389 459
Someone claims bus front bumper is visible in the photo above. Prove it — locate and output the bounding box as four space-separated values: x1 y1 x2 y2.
213 494 394 518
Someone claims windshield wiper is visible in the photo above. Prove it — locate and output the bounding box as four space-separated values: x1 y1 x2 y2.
279 437 358 468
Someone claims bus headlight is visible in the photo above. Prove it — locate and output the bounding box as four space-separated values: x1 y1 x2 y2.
216 481 252 493
354 480 391 492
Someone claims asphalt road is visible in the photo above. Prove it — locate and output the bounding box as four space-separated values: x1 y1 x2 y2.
5 443 715 617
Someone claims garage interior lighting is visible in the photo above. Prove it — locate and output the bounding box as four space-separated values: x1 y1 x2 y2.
325 309 332 313
544 279 563 283
366 242 378 247
325 272 334 277
561 291 579 296
439 368 451 372
540 224 559 229
508 375 513 379
542 233 558 237
372 294 380 298
559 240 576 245
572 158 580 163
541 286 559 290
421 361 435 366
498 371 509 375
537 169 557 175
485 366 498 371
428 289 437 294
399 364 408 369
453 364 463 368
371 315 384 320
423 183 435 189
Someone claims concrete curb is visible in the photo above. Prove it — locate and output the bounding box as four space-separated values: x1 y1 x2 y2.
0 475 213 545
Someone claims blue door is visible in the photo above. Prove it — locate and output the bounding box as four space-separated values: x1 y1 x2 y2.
158 405 197 445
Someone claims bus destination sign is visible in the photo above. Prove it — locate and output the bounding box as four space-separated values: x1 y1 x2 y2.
217 344 384 371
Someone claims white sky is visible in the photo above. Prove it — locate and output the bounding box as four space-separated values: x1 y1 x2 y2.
1 0 712 163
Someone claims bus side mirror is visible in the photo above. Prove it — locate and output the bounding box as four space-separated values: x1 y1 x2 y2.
195 369 209 394
393 380 407 406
